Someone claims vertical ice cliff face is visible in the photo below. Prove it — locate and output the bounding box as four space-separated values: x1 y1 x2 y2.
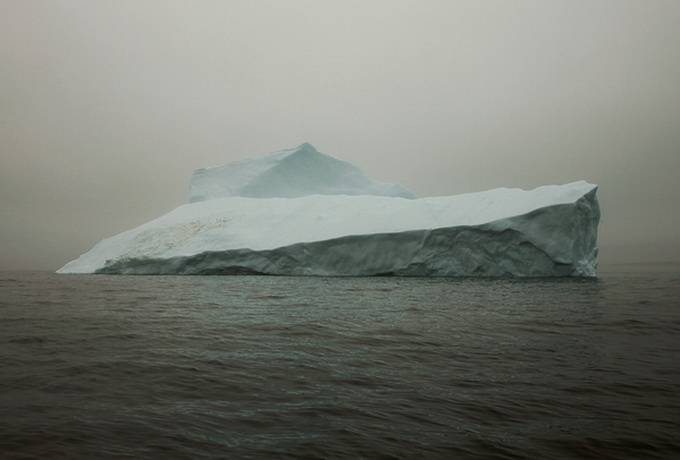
190 143 416 202
58 144 600 277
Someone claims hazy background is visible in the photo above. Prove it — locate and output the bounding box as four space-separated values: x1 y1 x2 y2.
2 0 679 271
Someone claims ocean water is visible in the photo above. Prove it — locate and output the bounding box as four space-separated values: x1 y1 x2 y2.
1 270 679 459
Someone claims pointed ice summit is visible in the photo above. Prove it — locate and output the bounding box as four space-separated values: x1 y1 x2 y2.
190 143 415 201
58 144 600 277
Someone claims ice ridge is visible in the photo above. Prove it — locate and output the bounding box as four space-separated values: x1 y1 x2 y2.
189 143 416 202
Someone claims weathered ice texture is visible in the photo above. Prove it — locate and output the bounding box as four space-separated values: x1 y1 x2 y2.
58 144 600 277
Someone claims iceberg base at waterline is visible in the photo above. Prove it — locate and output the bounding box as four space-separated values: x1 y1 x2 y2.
58 144 600 277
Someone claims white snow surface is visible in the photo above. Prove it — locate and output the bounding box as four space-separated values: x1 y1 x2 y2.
58 145 600 277
190 143 415 201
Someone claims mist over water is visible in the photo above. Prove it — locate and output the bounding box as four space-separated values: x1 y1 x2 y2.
1 271 679 458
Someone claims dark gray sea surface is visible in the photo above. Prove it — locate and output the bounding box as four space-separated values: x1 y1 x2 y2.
1 270 679 459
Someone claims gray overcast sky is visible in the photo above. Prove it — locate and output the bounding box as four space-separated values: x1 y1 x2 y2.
2 0 679 271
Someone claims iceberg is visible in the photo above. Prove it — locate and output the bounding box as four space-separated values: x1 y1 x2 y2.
58 144 600 277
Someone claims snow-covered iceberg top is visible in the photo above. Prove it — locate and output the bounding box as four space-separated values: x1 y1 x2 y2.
58 144 600 277
190 142 415 201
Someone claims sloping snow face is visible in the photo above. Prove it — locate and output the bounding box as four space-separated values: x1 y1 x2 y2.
58 142 600 277
190 142 416 201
